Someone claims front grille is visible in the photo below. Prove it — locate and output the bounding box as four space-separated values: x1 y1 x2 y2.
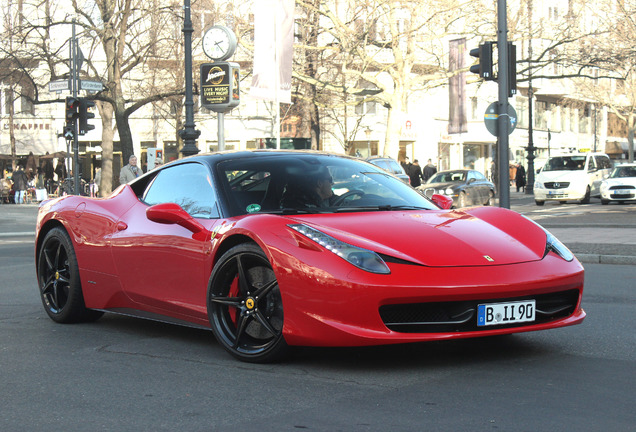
609 185 635 190
379 289 580 333
544 182 570 189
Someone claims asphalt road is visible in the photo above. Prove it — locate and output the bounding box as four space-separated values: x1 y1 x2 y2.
1 227 635 431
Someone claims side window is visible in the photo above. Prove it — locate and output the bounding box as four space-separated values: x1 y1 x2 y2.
143 163 219 218
474 171 486 180
587 156 596 171
467 171 477 181
596 156 611 170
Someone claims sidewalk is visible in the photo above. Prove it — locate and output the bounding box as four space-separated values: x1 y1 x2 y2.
506 188 636 265
1 195 635 265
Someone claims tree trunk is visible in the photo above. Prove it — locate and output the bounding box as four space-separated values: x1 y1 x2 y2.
99 101 114 195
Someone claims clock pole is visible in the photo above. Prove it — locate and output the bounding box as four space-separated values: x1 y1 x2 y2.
179 0 201 157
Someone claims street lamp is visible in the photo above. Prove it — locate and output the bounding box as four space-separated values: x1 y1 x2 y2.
365 127 372 157
179 0 201 157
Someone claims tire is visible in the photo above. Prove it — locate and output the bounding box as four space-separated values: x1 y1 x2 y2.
601 199 609 205
207 243 288 363
580 186 591 204
484 191 494 206
535 200 545 206
37 227 103 323
458 192 468 208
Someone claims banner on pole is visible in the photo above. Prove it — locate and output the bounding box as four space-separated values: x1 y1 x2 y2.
249 0 294 104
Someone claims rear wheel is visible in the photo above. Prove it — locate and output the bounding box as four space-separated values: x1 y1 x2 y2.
37 227 103 323
207 243 287 363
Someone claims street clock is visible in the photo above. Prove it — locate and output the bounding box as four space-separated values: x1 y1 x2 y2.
202 25 237 61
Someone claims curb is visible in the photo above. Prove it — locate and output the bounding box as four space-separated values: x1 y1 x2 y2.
576 253 636 265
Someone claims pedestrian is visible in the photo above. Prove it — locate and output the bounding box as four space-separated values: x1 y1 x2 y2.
119 155 143 184
42 156 54 194
408 159 423 187
422 158 437 183
401 157 412 173
11 165 29 204
152 158 163 170
55 157 67 181
515 162 526 192
91 167 102 197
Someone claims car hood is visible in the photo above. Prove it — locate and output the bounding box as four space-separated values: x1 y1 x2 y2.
537 170 585 182
603 177 636 187
420 181 459 190
286 207 547 267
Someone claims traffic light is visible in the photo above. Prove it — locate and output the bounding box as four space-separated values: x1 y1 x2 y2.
65 97 80 124
469 42 494 80
79 98 95 135
508 42 517 97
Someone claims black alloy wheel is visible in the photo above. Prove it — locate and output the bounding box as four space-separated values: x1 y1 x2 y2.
207 243 287 363
37 227 103 323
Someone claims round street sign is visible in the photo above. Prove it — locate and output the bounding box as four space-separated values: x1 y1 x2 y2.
484 102 517 136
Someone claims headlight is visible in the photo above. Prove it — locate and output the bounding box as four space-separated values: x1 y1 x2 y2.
600 182 608 192
445 187 454 195
534 182 544 189
545 231 574 261
288 224 391 274
521 216 574 262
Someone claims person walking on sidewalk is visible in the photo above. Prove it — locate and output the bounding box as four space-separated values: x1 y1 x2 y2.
119 155 143 184
515 162 526 192
12 165 29 204
422 159 437 183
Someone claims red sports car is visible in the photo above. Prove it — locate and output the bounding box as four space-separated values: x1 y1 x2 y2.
35 151 585 362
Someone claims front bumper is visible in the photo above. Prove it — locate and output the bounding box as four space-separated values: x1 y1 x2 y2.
275 249 585 347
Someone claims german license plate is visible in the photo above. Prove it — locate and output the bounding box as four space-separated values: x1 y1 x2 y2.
614 189 631 195
477 300 536 327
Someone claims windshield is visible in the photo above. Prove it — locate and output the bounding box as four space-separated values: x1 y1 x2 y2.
429 171 466 183
217 154 438 216
610 166 636 178
543 156 586 172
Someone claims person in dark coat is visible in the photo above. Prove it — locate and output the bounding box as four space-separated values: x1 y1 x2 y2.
11 165 29 204
422 159 437 183
408 159 423 187
515 162 527 192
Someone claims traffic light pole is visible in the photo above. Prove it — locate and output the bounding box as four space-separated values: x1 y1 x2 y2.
71 21 81 196
496 0 510 209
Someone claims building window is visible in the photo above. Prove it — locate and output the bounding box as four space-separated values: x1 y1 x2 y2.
535 101 548 130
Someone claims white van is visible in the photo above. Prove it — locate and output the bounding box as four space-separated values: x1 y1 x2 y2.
533 152 613 205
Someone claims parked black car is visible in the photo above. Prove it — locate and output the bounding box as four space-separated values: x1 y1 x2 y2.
366 156 410 183
418 169 495 208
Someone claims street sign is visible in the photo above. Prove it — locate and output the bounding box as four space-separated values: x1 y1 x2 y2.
200 62 240 113
484 102 517 136
80 80 104 92
48 80 70 93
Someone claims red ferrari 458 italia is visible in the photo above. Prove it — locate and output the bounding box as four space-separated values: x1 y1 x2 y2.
35 151 585 362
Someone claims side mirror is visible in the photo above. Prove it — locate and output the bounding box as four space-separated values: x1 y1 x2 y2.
146 202 208 238
431 194 453 209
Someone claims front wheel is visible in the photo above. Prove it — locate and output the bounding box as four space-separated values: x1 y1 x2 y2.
37 227 103 323
207 243 288 363
580 186 591 204
484 191 494 206
535 200 545 206
601 199 610 205
458 192 468 208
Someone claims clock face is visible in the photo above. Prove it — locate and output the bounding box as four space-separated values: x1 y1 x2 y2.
202 26 237 61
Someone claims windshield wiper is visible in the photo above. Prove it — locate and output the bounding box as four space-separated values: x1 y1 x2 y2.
334 205 429 213
256 208 325 215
